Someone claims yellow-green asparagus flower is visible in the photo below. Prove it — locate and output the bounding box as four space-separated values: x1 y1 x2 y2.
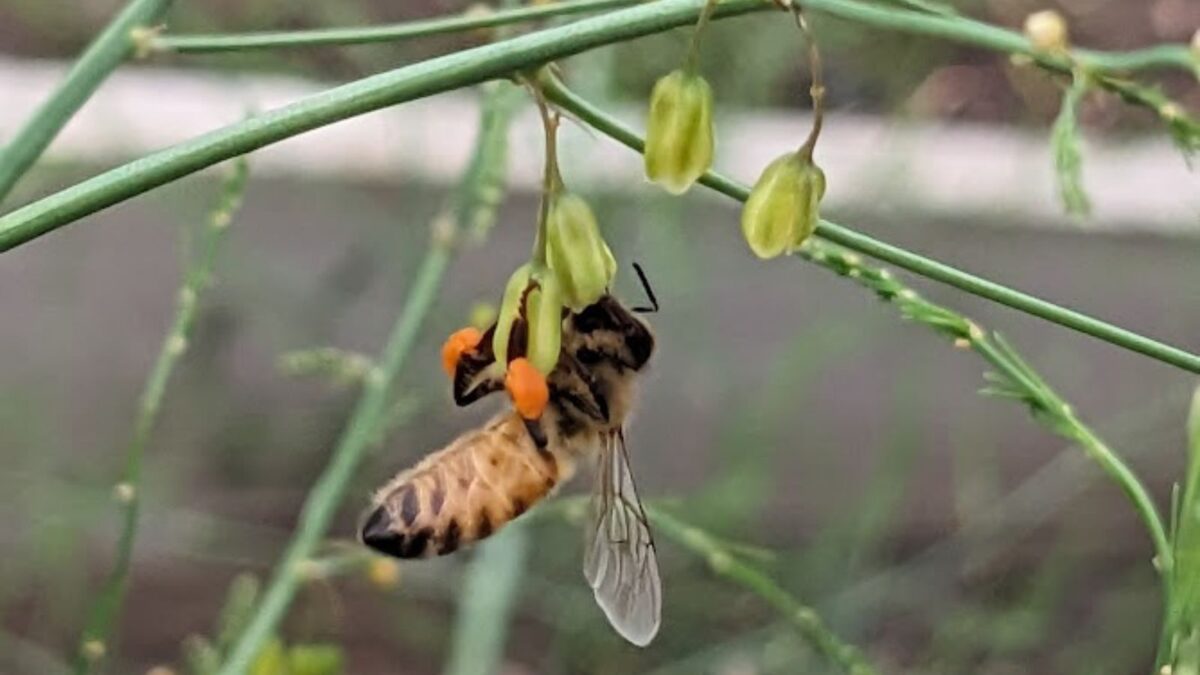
740 152 825 259
545 192 616 310
644 69 714 195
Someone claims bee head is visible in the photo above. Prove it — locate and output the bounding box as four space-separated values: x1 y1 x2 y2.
569 295 654 371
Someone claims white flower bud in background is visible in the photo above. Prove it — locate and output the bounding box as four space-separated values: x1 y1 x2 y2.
1024 10 1069 53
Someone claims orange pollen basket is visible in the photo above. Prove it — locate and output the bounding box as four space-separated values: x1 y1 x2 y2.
505 357 549 420
441 327 483 378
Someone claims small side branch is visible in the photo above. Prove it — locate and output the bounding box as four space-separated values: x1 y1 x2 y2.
649 507 878 675
153 0 637 54
72 157 248 675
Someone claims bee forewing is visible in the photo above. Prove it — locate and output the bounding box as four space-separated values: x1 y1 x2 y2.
583 431 662 647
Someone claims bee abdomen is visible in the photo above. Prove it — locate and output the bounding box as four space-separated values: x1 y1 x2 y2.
360 413 571 559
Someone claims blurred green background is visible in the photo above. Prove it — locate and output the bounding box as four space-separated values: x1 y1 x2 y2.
1 1 1198 673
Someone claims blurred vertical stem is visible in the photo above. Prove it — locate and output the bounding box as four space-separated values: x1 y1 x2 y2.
649 507 878 675
683 0 719 74
1165 387 1200 670
216 80 521 675
0 0 175 205
443 526 531 675
73 158 249 675
447 10 530 671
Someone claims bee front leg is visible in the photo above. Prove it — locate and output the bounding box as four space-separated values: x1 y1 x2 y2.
453 361 502 407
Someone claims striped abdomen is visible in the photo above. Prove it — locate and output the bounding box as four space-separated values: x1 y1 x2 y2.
360 411 573 559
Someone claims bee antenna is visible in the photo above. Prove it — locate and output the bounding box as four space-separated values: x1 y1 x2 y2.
629 262 659 314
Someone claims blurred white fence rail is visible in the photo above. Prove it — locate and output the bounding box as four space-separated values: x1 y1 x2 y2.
2 57 1197 233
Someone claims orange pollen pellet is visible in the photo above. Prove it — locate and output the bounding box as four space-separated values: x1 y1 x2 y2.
441 327 483 378
505 357 549 420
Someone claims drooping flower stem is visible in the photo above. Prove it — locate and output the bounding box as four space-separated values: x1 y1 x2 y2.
791 5 825 160
527 79 564 267
683 0 720 74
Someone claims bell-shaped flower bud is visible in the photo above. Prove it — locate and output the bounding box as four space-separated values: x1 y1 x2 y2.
545 193 616 311
644 69 715 195
287 645 344 675
740 152 826 259
250 640 288 675
468 301 497 331
365 558 401 590
1024 10 1068 53
524 272 564 376
492 263 533 365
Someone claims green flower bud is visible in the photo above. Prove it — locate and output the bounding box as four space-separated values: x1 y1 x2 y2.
491 263 564 375
288 644 344 675
468 301 498 331
525 273 564 375
740 152 826 259
492 263 533 364
249 639 288 675
644 69 715 195
545 193 616 310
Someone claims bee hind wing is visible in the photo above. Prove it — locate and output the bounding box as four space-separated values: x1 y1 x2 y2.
583 430 662 647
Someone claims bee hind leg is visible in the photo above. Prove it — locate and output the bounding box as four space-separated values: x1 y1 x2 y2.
522 417 550 451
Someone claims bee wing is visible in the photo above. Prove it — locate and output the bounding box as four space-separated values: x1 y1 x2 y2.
583 430 662 647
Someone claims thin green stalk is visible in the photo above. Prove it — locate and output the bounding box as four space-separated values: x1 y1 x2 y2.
0 0 175 204
1165 388 1200 670
542 77 1172 646
72 158 248 675
154 0 1194 76
216 80 522 675
154 0 1199 143
803 248 1173 669
795 0 1198 145
154 0 638 53
541 76 1200 375
797 0 1193 73
443 526 530 675
1051 70 1092 217
835 385 1190 620
0 0 767 252
970 337 1170 573
649 507 877 675
683 0 720 74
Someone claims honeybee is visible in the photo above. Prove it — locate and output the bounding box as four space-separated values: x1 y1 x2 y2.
360 270 662 646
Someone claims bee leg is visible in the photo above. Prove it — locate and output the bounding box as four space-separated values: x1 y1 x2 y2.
454 375 501 407
522 417 550 450
452 343 502 407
